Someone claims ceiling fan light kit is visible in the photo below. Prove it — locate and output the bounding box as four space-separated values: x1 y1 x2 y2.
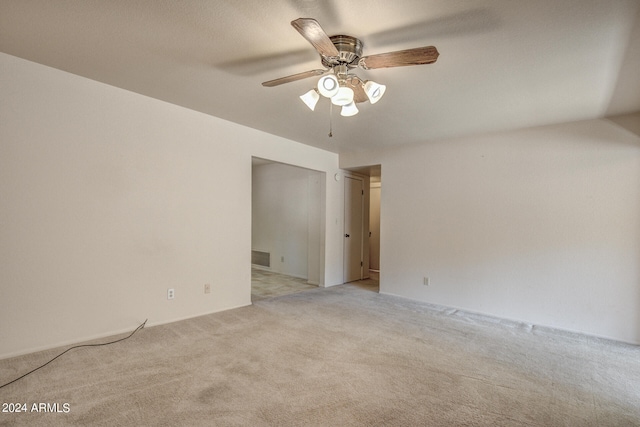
340 102 359 117
364 80 386 104
299 88 320 110
331 86 354 106
318 74 339 97
263 18 439 121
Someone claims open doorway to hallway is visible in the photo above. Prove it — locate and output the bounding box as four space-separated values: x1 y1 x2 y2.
251 157 325 301
343 164 381 293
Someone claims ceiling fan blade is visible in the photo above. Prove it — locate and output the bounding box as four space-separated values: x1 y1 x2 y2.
262 69 327 87
291 18 340 59
358 46 439 70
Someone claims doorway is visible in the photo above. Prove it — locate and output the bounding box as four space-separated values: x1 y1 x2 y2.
342 165 381 291
251 157 325 300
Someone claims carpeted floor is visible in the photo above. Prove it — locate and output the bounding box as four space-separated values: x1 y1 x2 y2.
0 282 638 426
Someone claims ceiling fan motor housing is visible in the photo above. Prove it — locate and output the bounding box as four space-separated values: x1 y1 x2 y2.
321 35 363 68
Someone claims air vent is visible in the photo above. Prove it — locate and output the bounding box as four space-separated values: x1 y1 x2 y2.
251 250 270 267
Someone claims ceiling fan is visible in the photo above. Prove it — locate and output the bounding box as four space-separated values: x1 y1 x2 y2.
262 18 439 117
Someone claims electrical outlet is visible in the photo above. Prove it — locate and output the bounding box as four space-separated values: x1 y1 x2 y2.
281 256 284 262
423 277 430 286
204 284 211 294
167 288 175 299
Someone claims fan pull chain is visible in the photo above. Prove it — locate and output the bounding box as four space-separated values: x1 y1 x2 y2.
328 102 333 138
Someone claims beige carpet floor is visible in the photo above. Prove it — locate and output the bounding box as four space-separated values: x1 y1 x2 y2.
0 282 638 426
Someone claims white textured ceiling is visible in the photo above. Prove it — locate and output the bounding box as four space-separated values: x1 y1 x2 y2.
1 0 639 154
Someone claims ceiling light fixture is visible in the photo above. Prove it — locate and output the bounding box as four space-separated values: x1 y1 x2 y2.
299 89 320 110
299 70 385 117
340 102 359 117
364 80 386 104
317 74 339 98
331 86 354 106
265 18 440 128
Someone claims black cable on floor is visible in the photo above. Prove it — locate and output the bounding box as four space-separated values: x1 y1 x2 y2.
0 319 147 389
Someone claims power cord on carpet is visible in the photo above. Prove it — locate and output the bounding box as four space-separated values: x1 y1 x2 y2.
0 319 147 390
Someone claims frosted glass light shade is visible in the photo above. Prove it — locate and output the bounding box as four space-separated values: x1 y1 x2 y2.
317 75 339 98
340 102 359 117
331 87 354 106
299 89 320 110
364 80 386 104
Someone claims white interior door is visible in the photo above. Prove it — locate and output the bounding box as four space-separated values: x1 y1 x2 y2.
344 176 364 283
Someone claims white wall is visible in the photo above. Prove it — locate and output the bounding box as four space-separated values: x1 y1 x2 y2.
341 116 640 344
369 182 381 271
252 162 323 282
0 53 343 359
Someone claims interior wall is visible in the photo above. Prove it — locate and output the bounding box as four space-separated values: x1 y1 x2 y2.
251 161 323 282
0 53 343 359
307 171 323 286
369 181 381 271
341 115 640 344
